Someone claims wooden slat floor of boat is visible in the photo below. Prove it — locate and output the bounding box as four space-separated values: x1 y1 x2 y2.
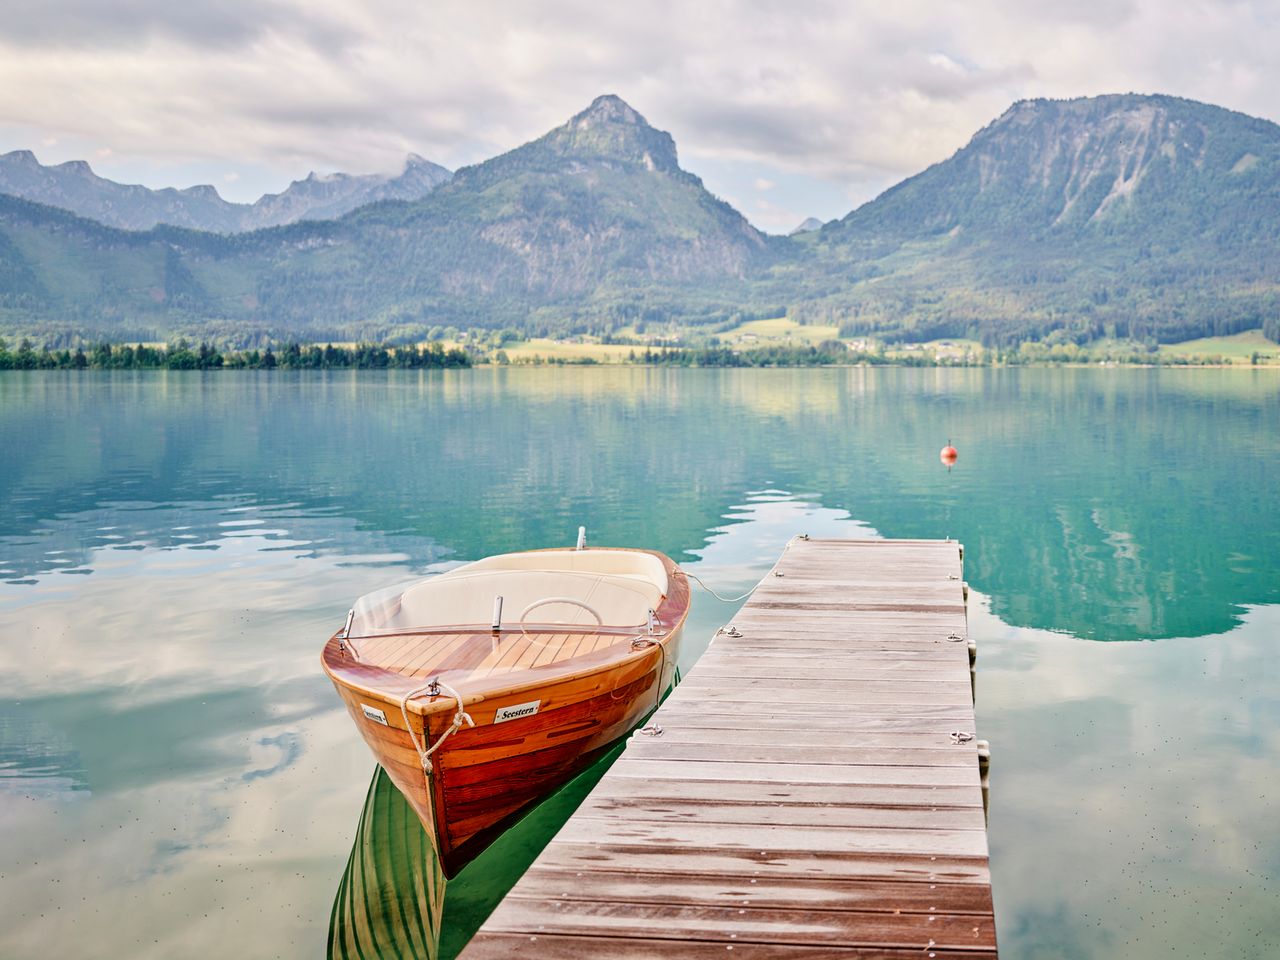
352 629 637 683
460 538 997 958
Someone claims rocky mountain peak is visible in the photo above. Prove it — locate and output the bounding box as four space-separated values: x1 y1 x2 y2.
56 159 94 176
957 94 1275 227
573 94 645 127
545 95 679 171
834 92 1280 245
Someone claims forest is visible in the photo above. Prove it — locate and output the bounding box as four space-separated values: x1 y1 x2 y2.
0 339 472 370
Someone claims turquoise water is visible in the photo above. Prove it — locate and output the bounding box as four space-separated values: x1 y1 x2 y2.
0 367 1276 958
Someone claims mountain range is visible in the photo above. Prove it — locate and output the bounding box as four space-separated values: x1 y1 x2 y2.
1 92 1278 346
0 150 451 232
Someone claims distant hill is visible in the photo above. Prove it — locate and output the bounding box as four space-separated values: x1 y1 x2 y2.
791 94 1280 344
1 93 1279 346
789 217 824 235
0 150 451 232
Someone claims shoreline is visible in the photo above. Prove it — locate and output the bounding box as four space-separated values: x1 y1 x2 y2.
1 359 1276 371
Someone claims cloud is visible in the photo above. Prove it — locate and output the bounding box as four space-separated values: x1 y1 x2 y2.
0 0 353 52
751 196 803 232
753 178 775 191
0 0 1277 218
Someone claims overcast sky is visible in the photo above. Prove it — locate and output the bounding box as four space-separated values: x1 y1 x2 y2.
1 0 1277 233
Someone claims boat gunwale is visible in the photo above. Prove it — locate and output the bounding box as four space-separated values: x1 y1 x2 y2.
322 633 677 717
343 622 657 642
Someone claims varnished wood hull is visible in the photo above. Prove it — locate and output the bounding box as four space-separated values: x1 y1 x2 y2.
330 629 681 877
324 548 689 878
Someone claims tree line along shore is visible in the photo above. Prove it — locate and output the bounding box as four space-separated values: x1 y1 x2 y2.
0 336 1275 370
0 340 472 370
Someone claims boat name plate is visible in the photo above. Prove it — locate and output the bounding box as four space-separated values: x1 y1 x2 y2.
360 704 390 726
494 700 542 724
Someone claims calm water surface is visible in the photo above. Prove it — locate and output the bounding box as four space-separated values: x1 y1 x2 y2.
0 368 1277 958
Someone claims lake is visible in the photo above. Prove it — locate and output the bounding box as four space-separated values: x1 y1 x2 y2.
1 367 1277 959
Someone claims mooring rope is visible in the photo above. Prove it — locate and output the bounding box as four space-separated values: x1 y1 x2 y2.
679 533 808 603
654 639 668 711
400 678 475 773
625 627 672 713
679 570 761 603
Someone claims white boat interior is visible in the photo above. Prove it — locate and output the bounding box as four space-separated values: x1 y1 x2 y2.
349 549 671 634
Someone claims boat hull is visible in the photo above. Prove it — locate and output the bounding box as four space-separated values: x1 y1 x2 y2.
327 623 682 877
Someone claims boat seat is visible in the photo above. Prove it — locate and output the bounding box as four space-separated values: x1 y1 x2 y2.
461 549 669 594
381 568 663 630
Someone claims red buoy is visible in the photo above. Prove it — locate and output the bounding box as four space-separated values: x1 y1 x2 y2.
940 443 958 468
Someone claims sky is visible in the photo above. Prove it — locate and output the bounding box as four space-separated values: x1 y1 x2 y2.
1 0 1278 234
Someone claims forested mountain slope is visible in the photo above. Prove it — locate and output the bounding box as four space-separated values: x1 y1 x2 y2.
788 95 1280 343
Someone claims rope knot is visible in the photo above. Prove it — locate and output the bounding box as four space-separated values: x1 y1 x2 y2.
401 678 474 777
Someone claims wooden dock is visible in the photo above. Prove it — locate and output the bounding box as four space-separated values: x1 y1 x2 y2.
460 537 997 958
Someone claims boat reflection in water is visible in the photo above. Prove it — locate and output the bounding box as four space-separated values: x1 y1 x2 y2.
329 736 635 960
328 765 446 960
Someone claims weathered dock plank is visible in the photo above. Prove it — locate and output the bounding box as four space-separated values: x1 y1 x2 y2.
460 537 996 958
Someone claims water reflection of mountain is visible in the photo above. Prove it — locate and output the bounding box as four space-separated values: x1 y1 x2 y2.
0 498 454 584
9 679 333 797
0 712 89 799
1 368 1275 640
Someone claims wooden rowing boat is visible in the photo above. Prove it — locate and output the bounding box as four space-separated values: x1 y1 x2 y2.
322 545 689 878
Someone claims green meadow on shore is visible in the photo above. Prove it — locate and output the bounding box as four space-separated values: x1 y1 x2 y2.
1155 329 1279 362
483 320 1279 367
